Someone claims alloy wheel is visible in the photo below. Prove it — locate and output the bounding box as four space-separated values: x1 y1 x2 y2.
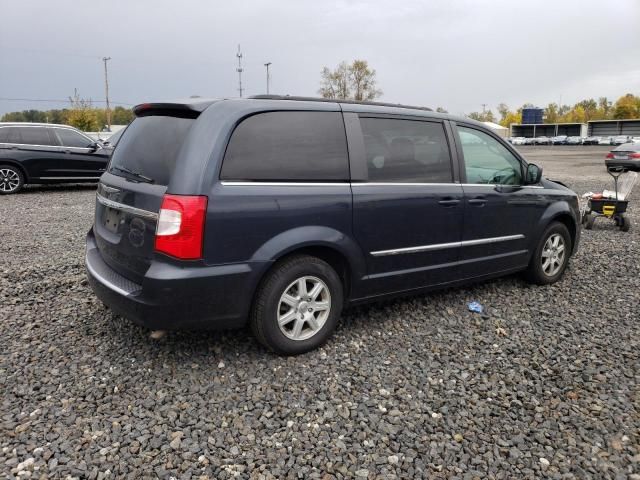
0 168 20 193
541 233 566 277
277 276 331 341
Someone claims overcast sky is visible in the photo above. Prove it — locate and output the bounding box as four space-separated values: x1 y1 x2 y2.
1 0 639 117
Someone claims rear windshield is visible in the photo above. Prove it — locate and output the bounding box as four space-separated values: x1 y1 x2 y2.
108 115 194 185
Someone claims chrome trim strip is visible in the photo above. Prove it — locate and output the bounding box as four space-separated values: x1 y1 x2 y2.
85 252 133 297
461 183 545 189
95 192 158 220
370 234 525 257
459 234 525 247
38 176 101 180
0 142 62 149
99 184 120 194
372 240 460 256
219 181 544 189
221 181 349 187
352 182 460 187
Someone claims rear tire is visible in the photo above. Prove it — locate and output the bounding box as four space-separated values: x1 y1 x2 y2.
524 222 572 285
0 165 24 194
250 255 343 355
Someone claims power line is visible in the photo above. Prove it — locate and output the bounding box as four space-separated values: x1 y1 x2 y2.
0 97 134 106
1 46 103 60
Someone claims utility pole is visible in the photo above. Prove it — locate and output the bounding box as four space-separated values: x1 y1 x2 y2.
264 62 272 94
102 57 111 131
481 103 487 114
236 45 244 97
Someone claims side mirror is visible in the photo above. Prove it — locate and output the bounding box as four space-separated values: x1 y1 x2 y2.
526 163 543 184
88 142 100 152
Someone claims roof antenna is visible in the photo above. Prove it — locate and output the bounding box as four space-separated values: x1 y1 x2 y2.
236 45 244 98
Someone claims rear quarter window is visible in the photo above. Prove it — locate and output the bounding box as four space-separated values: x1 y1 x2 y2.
55 128 94 148
108 116 193 185
221 111 349 181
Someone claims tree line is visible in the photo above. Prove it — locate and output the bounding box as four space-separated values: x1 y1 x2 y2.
1 105 133 131
1 90 134 131
467 93 640 127
3 66 638 132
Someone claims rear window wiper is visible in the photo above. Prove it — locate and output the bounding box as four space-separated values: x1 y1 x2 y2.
110 166 155 184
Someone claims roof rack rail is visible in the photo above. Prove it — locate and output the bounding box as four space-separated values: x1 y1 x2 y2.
249 95 432 112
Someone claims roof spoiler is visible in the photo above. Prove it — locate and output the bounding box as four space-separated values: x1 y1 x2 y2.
133 99 217 118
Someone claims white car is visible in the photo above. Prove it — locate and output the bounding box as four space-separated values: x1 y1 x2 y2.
511 137 526 145
598 137 612 145
612 135 631 146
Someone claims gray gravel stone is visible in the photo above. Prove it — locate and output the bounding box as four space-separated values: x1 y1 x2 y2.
1 150 639 479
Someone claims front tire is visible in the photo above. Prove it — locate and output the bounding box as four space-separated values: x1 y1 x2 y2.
250 255 343 355
0 165 24 194
524 222 572 285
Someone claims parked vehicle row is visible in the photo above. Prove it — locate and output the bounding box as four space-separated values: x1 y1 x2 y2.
85 96 582 355
508 135 640 146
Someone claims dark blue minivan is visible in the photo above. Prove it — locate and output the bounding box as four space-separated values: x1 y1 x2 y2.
86 96 581 354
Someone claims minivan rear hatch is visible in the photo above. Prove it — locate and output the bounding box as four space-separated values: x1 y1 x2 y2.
93 108 198 283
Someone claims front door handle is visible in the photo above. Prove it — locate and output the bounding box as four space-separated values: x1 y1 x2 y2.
438 198 460 207
468 197 487 206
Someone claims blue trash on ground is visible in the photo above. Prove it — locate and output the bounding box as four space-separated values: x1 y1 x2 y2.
467 301 484 314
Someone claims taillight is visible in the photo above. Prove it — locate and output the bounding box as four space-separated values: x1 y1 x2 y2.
155 194 207 259
606 153 614 159
631 153 640 158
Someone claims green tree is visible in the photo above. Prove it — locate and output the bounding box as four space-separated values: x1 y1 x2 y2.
545 103 559 123
1 111 27 122
597 97 612 119
64 89 98 131
576 98 597 121
111 106 134 125
65 109 98 131
500 110 521 128
319 60 382 101
612 93 640 119
467 110 495 123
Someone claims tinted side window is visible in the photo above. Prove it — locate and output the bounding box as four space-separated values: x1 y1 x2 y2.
458 127 522 185
17 127 57 146
359 117 452 182
221 111 349 181
56 128 93 148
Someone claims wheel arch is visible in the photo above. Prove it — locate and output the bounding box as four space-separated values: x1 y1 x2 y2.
0 160 29 182
551 212 577 251
249 226 368 303
271 245 353 302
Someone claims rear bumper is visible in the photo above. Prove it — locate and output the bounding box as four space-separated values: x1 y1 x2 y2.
86 228 265 330
605 159 640 172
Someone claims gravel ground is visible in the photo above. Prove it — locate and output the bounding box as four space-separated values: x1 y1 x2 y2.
1 147 639 479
